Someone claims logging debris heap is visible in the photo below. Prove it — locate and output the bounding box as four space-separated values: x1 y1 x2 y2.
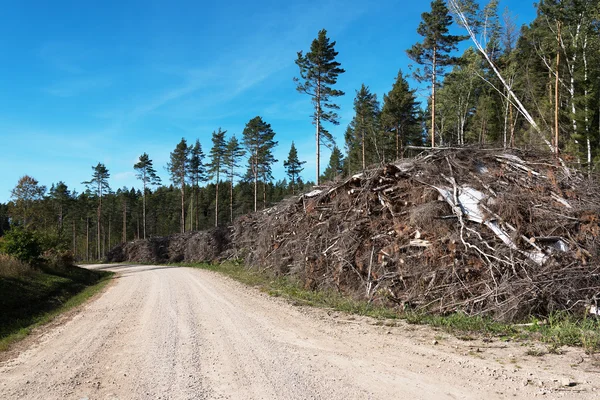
109 149 600 322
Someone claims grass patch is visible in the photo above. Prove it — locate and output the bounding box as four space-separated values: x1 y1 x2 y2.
183 262 397 320
0 264 113 351
183 262 600 352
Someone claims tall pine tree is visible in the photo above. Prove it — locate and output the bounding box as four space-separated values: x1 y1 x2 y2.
83 163 110 259
242 116 278 211
134 153 161 239
167 138 190 233
407 0 465 148
208 129 227 227
295 29 345 184
223 135 245 223
188 139 206 230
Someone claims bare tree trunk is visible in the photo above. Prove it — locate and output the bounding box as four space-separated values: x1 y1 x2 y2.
263 180 267 210
142 181 146 239
122 199 127 243
195 183 199 231
253 173 258 213
215 177 219 228
72 220 76 259
509 105 515 148
431 48 437 148
180 181 185 234
554 21 561 156
583 36 591 177
97 197 101 260
395 123 399 160
316 82 321 184
362 116 366 169
230 173 234 223
86 217 89 262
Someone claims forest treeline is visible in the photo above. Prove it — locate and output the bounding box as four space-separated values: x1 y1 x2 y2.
1 0 599 261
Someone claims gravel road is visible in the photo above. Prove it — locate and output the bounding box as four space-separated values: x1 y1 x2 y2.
1 264 599 399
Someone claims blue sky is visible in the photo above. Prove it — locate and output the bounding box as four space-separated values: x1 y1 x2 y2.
0 0 537 202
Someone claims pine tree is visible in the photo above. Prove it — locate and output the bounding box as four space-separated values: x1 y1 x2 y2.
134 153 161 239
381 70 421 157
83 163 110 259
223 135 245 223
48 181 71 234
344 84 381 174
167 138 190 233
407 0 465 148
283 142 306 194
242 116 278 211
321 146 345 182
295 29 345 184
188 140 206 230
208 129 227 227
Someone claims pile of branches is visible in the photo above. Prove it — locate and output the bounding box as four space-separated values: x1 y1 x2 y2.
232 149 600 321
106 227 230 264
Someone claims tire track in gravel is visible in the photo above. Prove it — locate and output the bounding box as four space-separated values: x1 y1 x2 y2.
1 264 599 400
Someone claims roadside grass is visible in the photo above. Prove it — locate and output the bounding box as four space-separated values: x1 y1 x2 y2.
185 261 600 352
0 264 113 351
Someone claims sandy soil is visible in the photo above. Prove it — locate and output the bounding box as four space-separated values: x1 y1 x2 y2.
1 264 599 400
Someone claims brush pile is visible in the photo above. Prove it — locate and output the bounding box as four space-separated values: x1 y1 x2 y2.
232 149 600 321
106 227 230 264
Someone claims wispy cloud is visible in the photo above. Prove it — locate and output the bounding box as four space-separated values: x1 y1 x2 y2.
44 76 112 97
38 41 88 74
113 171 136 182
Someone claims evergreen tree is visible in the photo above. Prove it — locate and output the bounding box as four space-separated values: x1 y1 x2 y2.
321 146 345 182
167 138 190 233
223 135 245 223
407 0 465 148
381 70 421 157
344 84 381 173
48 181 72 234
83 163 110 259
134 153 161 239
295 29 345 184
188 139 206 230
207 129 227 227
242 116 278 211
283 142 306 194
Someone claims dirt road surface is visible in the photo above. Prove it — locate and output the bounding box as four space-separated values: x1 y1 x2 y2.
1 264 599 399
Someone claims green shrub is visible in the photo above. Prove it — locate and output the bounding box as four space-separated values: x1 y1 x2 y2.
0 227 42 264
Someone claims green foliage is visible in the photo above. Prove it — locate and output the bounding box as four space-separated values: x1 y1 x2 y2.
321 146 345 182
0 227 42 264
9 175 46 228
381 70 422 156
345 84 382 173
134 153 161 188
